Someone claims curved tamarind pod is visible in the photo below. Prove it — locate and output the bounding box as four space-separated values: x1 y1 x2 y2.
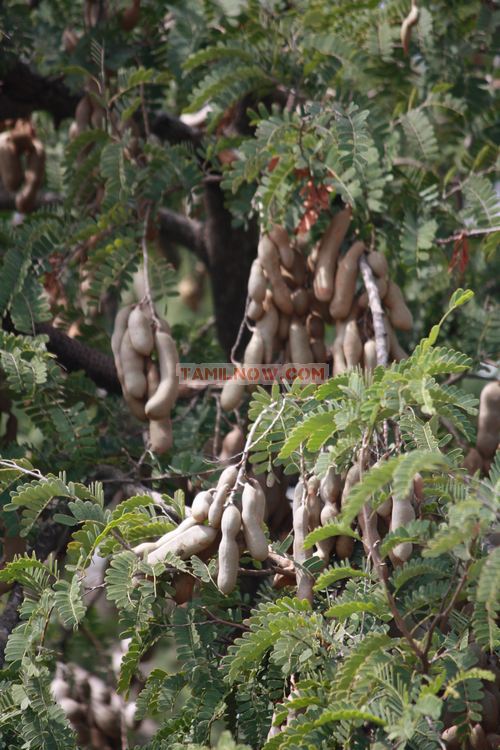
241 480 268 561
257 235 294 315
146 359 160 397
121 0 140 30
476 381 500 459
290 248 307 286
133 516 197 555
147 523 218 564
367 250 389 278
309 294 332 324
293 504 313 603
329 241 366 319
400 2 420 55
384 281 413 331
256 298 279 364
278 312 291 341
111 305 132 385
15 138 45 213
149 418 173 453
217 504 241 594
289 317 313 364
145 331 179 419
208 483 230 528
217 464 239 491
290 287 310 317
120 330 147 399
75 95 92 133
128 305 154 356
123 391 147 421
311 338 327 362
269 225 294 270
320 469 342 505
293 480 305 516
376 496 392 518
244 328 264 364
343 319 363 368
363 339 378 372
358 277 388 308
463 447 484 475
341 464 361 508
306 477 321 532
336 535 354 559
172 572 195 604
390 495 415 562
247 298 264 321
220 381 245 411
0 133 22 192
219 425 245 464
248 259 267 303
332 320 347 375
191 490 215 522
313 207 352 302
307 313 324 340
383 317 408 361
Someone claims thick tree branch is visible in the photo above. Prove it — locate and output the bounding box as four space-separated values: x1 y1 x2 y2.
359 254 388 367
0 61 79 124
158 208 208 263
150 112 202 146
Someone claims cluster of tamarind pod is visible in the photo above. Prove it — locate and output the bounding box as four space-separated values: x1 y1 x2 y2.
220 205 412 411
111 302 179 453
0 119 45 213
50 661 142 749
463 380 500 476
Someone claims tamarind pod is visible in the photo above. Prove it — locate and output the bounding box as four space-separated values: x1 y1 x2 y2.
311 338 327 362
320 468 342 505
282 267 298 290
384 281 413 331
306 477 321 531
293 504 313 603
313 207 352 302
289 318 314 364
218 425 245 464
384 317 408 361
208 483 230 528
128 305 154 356
257 236 294 315
0 133 22 191
463 447 484 475
376 496 392 518
123 391 147 421
291 287 310 317
367 250 389 278
218 504 242 594
318 503 338 565
441 726 460 750
269 225 294 270
307 313 325 340
75 95 92 132
256 302 279 364
332 320 347 375
243 328 265 365
341 464 361 507
173 572 195 604
59 697 87 722
217 464 240 492
278 312 291 340
401 2 420 55
220 380 245 411
290 248 307 286
487 734 500 749
343 319 363 368
293 480 305 516
248 259 267 303
147 523 218 563
390 495 415 562
68 121 79 140
121 0 140 31
481 690 499 734
358 277 388 308
50 676 70 701
241 481 268 561
146 359 160 397
90 104 105 130
476 381 500 459
191 490 214 522
62 27 79 53
120 330 147 399
15 138 45 214
149 418 173 453
247 298 264 321
336 535 355 559
221 503 242 536
329 241 366 319
145 331 179 419
470 724 489 750
310 295 332 324
363 339 378 372
133 516 198 555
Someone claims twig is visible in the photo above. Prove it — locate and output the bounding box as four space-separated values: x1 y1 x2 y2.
436 226 500 245
141 205 160 327
359 254 388 367
230 295 251 366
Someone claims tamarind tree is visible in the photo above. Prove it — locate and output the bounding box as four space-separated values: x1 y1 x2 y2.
0 1 499 749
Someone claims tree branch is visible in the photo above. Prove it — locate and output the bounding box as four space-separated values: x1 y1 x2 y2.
0 187 61 211
0 61 80 124
157 207 208 263
359 254 388 367
150 112 202 146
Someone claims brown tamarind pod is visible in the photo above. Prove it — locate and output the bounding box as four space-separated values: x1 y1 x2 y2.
384 281 413 331
289 317 314 364
120 0 140 31
476 381 500 459
481 689 499 734
367 250 389 278
332 320 347 375
120 330 147 399
463 447 484 475
149 418 173 454
217 464 239 492
307 313 325 340
376 496 392 518
75 95 92 133
208 483 231 528
221 329 264 410
256 296 279 364
257 235 294 315
241 480 268 561
146 359 160 397
15 138 45 213
248 259 267 303
343 318 363 368
218 425 245 464
128 305 154 356
218 504 242 594
147 523 218 564
191 490 214 523
291 287 310 317
111 305 132 386
269 225 294 270
278 312 291 340
336 535 355 559
311 338 327 362
320 469 342 505
247 298 264 321
329 241 366 319
441 726 460 750
384 317 408 361
363 339 378 372
341 464 361 507
134 518 197 556
62 27 79 53
316 503 338 565
313 207 352 302
123 392 147 421
390 494 415 562
293 504 313 603
145 331 179 419
470 724 489 750
400 1 420 55
290 247 307 287
306 477 321 532
172 572 195 604
0 132 23 192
